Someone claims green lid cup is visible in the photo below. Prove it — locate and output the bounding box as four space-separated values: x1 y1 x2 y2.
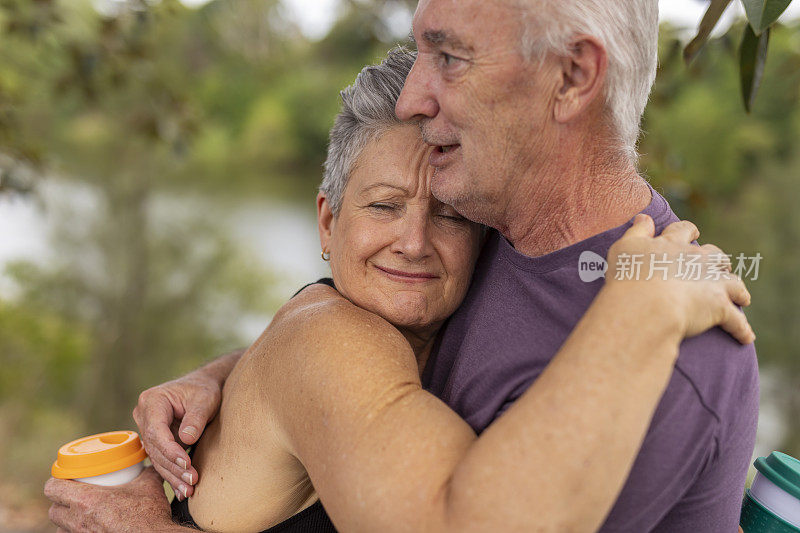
741 452 800 532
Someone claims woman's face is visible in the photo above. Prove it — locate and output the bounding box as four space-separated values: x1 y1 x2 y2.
318 124 483 332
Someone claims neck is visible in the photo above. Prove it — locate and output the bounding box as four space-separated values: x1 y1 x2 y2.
497 142 651 257
397 325 440 377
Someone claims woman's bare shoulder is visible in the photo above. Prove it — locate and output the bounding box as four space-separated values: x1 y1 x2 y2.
278 283 408 347
253 283 416 376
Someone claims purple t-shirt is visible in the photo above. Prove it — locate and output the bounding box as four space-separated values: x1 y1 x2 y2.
422 184 759 532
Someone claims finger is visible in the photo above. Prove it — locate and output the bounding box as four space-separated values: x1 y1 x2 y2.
700 244 732 271
178 406 211 446
147 445 194 499
726 277 752 308
44 477 91 508
718 303 756 345
621 214 655 239
139 398 192 476
660 220 700 244
49 503 74 531
134 466 168 490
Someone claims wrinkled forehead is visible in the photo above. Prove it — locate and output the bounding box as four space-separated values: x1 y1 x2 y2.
412 0 521 49
349 125 436 201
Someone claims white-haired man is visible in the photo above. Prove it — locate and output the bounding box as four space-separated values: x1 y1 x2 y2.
45 1 758 532
395 1 757 531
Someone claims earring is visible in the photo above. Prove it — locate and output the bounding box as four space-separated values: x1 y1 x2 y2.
321 249 330 261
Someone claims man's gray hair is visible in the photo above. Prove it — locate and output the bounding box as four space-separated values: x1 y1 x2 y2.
320 47 416 216
517 0 659 160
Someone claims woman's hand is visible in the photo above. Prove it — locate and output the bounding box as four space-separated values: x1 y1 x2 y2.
44 467 190 533
606 214 754 345
132 347 244 499
133 374 220 500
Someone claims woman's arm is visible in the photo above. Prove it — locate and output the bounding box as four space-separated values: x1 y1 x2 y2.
264 217 752 533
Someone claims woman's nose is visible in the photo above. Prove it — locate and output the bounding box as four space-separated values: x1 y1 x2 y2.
390 212 433 260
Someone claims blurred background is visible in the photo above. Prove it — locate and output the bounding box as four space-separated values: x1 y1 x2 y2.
0 0 798 530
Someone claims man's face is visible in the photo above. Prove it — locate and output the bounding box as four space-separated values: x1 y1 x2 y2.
396 0 557 227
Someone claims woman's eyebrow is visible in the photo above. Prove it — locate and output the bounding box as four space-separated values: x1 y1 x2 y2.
360 182 408 195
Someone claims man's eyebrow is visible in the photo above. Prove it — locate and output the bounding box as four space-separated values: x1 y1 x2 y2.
421 29 472 53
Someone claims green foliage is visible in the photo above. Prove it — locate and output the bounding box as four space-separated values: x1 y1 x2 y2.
644 21 800 455
743 0 793 33
1 0 799 527
740 24 771 111
0 2 409 515
686 0 796 112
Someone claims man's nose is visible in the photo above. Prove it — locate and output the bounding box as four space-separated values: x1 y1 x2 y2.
391 212 433 260
396 59 439 121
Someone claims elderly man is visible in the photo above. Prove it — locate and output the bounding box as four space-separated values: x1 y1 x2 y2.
45 1 758 531
394 1 758 531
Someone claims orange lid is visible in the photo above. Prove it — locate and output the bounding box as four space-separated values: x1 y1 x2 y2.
51 431 147 479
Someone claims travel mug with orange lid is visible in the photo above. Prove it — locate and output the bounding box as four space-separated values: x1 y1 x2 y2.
51 430 148 486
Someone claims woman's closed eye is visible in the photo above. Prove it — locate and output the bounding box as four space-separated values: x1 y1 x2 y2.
368 202 401 212
434 206 467 223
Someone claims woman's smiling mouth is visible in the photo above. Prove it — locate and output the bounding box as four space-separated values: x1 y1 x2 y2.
374 265 439 282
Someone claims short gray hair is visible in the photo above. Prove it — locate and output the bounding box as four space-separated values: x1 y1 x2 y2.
516 0 659 160
320 47 416 216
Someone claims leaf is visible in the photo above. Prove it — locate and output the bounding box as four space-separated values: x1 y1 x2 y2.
684 0 733 63
739 24 770 112
741 0 793 34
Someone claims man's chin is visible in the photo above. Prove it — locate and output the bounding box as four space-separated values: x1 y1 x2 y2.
431 167 464 203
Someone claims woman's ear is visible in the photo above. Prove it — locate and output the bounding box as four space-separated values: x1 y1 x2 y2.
553 35 608 124
317 192 334 253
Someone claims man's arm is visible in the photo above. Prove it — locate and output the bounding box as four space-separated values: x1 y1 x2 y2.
133 347 245 498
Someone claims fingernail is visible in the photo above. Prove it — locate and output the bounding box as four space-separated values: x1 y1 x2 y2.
182 471 194 485
174 489 183 502
179 484 188 499
176 458 187 470
182 426 198 438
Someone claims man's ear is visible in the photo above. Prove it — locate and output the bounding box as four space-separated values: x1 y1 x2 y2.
553 35 608 124
317 192 334 253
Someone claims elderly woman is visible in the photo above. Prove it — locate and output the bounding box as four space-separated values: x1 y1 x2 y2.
161 48 750 532
45 48 753 533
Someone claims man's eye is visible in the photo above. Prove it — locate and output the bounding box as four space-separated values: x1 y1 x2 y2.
441 52 461 67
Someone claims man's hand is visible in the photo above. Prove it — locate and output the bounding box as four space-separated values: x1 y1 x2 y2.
44 467 186 533
132 347 244 499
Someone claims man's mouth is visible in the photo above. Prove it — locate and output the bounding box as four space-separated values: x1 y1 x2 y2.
430 143 461 167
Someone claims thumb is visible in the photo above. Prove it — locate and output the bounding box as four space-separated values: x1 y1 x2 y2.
178 407 211 445
622 214 655 239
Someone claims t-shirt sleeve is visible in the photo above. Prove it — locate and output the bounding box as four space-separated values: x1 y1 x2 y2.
597 335 759 532
650 366 759 533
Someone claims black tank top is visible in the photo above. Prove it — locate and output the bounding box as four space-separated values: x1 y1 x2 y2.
170 278 338 532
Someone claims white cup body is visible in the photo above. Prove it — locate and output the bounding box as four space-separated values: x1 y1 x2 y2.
74 460 145 486
750 471 800 528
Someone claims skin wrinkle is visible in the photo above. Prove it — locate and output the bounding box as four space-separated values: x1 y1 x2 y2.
320 123 482 371
398 0 652 258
